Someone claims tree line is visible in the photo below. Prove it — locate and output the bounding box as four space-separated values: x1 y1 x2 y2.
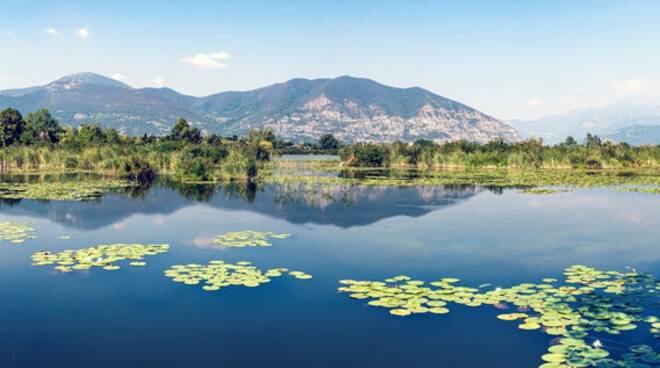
2 107 659 174
339 136 660 169
0 108 277 182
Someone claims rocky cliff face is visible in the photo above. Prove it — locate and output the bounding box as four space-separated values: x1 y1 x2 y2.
251 95 519 143
1 73 521 143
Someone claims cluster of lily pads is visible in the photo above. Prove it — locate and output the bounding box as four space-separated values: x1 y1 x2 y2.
339 265 659 368
31 243 170 272
0 220 36 244
164 260 312 292
0 180 133 201
212 231 290 248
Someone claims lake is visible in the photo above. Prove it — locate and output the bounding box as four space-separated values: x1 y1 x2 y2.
0 181 658 367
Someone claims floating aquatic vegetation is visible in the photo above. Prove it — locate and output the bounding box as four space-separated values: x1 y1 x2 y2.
520 188 572 195
212 231 290 248
263 167 660 188
0 180 134 201
616 186 660 195
31 243 169 273
164 260 311 293
0 220 36 244
339 265 660 367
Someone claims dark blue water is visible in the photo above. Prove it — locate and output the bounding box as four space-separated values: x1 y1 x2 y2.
0 182 658 367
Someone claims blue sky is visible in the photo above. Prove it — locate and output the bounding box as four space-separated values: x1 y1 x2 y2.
1 0 660 119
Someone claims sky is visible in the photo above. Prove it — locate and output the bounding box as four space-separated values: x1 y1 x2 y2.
1 0 660 120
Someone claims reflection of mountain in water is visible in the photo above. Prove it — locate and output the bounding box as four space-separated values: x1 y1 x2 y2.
0 182 484 229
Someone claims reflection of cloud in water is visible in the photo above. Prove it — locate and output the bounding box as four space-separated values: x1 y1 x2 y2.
152 215 166 226
112 220 128 230
314 190 660 275
524 192 654 226
614 211 646 225
190 235 225 249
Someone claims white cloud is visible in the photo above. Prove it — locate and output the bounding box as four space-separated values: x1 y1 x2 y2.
43 28 60 36
152 76 165 86
111 73 127 82
616 78 645 94
75 28 90 40
180 51 231 69
527 97 542 107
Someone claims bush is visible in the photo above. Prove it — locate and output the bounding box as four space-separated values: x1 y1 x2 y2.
118 157 155 183
585 159 603 170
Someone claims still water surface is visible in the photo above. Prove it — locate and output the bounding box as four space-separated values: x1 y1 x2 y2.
0 182 658 367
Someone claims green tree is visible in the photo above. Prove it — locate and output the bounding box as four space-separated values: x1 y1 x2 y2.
0 108 25 146
585 133 602 148
169 117 202 144
77 124 107 145
105 128 121 144
318 133 340 150
21 108 63 144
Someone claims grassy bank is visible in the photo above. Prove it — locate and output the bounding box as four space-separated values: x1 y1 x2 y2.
0 142 260 182
338 137 660 170
0 108 276 183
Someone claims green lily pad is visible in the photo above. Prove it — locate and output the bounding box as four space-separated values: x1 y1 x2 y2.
212 231 290 248
31 243 169 272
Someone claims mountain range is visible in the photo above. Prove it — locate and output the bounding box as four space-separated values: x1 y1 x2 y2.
0 72 521 143
509 98 660 145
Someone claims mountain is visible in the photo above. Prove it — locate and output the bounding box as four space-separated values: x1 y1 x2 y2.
0 72 521 143
602 125 660 145
509 99 660 144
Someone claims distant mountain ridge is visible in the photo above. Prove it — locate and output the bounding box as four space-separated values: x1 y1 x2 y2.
0 72 521 143
509 99 660 145
602 124 660 145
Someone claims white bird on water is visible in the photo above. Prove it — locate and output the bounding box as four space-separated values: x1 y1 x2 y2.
592 339 602 349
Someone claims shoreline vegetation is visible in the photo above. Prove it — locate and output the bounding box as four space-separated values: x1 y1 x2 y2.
0 108 273 183
0 107 659 194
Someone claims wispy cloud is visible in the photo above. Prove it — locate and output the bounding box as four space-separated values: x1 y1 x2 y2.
615 78 645 95
75 28 90 40
152 76 165 86
180 51 231 69
111 73 127 82
43 28 60 36
5 30 15 38
527 97 542 107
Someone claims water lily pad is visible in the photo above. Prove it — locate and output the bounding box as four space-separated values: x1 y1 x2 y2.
338 264 659 368
0 180 133 201
0 221 35 244
212 231 290 248
31 243 169 272
164 260 310 293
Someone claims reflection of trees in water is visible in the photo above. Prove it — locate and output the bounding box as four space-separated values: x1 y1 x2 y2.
0 172 495 212
0 197 22 207
272 182 356 209
156 179 257 203
270 182 484 210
